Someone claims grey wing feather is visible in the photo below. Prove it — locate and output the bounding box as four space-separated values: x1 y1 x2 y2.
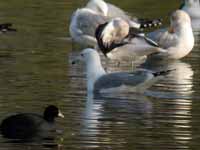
147 28 167 42
94 71 152 91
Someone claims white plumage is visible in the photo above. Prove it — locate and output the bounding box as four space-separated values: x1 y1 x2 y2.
147 10 194 60
72 48 172 94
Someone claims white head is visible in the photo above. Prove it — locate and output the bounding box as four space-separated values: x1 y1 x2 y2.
86 0 108 16
101 18 129 45
72 48 105 93
72 48 101 65
72 48 105 76
169 10 191 33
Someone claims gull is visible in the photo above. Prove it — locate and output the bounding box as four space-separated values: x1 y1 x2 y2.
180 0 200 30
71 48 173 94
0 23 16 33
95 18 164 60
147 10 194 60
69 0 162 47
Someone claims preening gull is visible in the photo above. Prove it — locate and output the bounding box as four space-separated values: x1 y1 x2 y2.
147 10 194 60
69 0 162 47
180 0 200 30
95 18 164 60
71 48 173 94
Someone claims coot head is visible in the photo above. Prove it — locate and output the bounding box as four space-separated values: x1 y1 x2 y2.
43 105 64 123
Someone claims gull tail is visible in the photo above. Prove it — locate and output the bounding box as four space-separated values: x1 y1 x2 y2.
138 18 162 29
0 23 17 33
153 69 176 77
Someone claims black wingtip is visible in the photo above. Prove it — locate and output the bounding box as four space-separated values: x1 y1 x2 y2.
153 69 176 77
133 33 159 47
139 18 163 29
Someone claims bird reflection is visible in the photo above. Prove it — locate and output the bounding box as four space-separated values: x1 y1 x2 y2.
142 59 194 98
142 59 193 149
194 32 200 42
79 92 153 149
191 20 200 31
0 137 64 150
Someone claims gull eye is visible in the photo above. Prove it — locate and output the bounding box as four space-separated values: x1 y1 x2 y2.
81 53 84 57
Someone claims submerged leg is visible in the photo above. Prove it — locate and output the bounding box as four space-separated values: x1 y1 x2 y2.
71 39 74 50
117 61 121 67
131 61 135 71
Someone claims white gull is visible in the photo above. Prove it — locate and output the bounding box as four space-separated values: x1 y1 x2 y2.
71 48 173 94
147 10 194 60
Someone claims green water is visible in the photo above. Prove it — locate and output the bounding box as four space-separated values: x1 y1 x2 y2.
0 0 200 149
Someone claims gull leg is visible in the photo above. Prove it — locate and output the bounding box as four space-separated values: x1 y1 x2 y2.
131 61 134 71
104 59 109 73
105 67 108 72
117 61 120 67
71 39 75 50
131 55 137 71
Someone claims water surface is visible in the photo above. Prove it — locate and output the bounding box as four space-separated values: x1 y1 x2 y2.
0 0 200 150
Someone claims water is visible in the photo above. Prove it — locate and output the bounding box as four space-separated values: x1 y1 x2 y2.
0 0 200 149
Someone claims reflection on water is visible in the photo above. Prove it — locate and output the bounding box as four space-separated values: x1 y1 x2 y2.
0 0 200 150
142 60 193 149
78 93 153 149
143 60 194 99
191 20 200 32
0 137 64 150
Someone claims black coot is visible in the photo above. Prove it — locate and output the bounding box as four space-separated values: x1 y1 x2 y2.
0 105 64 139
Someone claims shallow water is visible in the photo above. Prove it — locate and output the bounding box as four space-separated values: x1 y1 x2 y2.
0 0 200 150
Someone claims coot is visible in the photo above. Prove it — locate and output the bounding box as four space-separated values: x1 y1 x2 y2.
0 105 64 139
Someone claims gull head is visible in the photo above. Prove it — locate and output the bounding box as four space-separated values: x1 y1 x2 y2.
169 10 191 33
71 48 100 65
101 18 129 46
71 48 105 93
